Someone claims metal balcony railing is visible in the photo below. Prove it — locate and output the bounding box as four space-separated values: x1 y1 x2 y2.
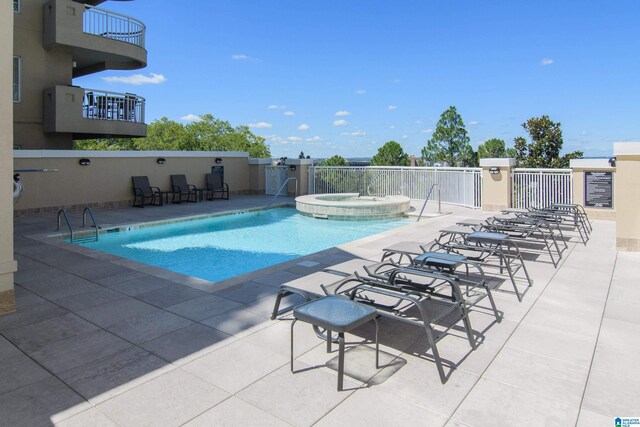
83 5 146 48
83 89 145 124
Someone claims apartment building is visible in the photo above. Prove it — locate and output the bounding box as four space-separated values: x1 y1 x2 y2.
12 0 148 149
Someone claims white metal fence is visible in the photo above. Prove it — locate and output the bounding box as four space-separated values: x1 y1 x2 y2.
265 166 289 195
308 166 483 208
511 168 573 209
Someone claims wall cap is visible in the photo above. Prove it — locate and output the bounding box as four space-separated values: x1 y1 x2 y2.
479 158 516 167
14 150 250 159
570 158 614 169
248 158 275 165
285 158 314 165
614 142 640 156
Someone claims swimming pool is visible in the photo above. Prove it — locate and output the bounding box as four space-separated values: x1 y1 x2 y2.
78 208 411 282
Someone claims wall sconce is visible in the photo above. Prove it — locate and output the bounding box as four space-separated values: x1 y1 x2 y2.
215 158 223 164
79 158 91 166
289 165 297 171
489 167 500 175
608 157 616 167
156 158 166 165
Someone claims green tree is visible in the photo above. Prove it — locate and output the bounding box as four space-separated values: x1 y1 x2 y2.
73 137 139 150
421 106 476 166
318 155 349 166
73 114 271 158
513 115 582 168
143 117 188 150
477 138 507 159
370 140 410 166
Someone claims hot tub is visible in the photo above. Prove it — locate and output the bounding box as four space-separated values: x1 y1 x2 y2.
296 193 411 220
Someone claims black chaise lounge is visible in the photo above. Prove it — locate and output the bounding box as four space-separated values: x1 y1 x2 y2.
132 176 164 208
205 171 229 200
171 174 201 203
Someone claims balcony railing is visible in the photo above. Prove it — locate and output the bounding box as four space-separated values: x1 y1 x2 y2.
83 89 145 124
83 5 145 48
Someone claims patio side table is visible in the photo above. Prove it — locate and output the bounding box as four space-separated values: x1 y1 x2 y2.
291 296 379 391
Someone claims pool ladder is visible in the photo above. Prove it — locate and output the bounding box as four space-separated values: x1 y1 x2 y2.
266 177 298 209
56 207 100 243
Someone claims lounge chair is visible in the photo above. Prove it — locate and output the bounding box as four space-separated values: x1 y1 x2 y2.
131 176 165 208
171 174 201 203
205 170 229 200
272 256 501 384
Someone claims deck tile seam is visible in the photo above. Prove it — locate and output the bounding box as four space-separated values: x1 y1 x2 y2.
574 252 618 426
441 237 581 424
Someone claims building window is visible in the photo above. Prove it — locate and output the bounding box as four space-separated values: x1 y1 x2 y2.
13 0 20 13
13 57 21 103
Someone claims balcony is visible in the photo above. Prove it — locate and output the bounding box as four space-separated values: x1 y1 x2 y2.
44 0 147 77
44 85 147 139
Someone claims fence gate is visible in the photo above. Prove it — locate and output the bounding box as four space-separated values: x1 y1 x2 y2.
511 169 573 209
265 166 288 195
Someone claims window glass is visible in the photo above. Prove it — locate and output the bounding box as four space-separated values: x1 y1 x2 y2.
13 0 20 13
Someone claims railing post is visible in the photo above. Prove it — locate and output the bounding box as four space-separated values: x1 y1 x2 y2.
480 158 515 211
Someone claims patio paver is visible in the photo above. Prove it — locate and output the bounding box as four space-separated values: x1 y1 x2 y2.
0 196 634 426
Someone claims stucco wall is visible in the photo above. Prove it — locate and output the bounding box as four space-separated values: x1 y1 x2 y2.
14 0 73 149
615 153 640 251
1 3 17 313
14 151 254 213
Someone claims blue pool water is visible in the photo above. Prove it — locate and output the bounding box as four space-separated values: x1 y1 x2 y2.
78 208 411 282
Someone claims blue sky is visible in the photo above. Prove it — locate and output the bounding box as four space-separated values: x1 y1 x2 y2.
76 1 640 159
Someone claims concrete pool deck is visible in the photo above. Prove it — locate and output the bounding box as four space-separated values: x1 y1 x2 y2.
2 195 638 426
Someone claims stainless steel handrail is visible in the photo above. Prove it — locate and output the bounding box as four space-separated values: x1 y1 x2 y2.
56 209 74 242
267 177 298 209
82 207 99 242
417 183 441 221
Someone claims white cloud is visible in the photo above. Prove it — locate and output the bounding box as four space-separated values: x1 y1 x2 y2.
101 73 167 85
335 111 351 116
393 79 401 83
389 125 396 129
469 121 479 126
306 136 322 142
420 128 433 133
333 119 348 126
248 122 273 129
297 124 310 131
287 136 303 142
415 119 423 124
268 104 285 110
180 114 202 122
387 105 398 111
354 89 367 95
284 111 295 116
341 131 366 137
232 54 258 61
541 58 554 66
401 134 408 139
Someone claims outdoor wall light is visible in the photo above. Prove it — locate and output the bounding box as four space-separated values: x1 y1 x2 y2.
78 158 91 166
608 157 616 167
215 158 223 164
289 165 297 171
489 167 500 175
156 158 166 165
